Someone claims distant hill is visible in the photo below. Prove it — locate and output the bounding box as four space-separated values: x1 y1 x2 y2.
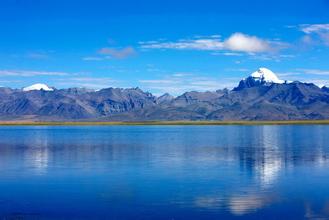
1 68 329 121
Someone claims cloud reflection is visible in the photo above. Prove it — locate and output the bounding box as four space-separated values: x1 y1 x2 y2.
256 126 282 188
229 193 269 215
23 129 50 175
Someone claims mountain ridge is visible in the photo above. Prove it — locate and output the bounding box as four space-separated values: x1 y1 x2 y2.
1 68 329 121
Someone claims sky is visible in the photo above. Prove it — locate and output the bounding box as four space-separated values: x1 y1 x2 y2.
1 0 329 95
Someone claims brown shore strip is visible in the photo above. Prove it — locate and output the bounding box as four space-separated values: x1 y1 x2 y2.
0 120 328 126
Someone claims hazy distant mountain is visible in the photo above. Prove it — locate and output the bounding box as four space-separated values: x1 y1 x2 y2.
1 68 329 121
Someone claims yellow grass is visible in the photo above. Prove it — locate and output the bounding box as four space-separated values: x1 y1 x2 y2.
0 120 328 126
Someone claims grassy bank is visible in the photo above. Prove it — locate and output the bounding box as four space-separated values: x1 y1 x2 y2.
0 120 329 126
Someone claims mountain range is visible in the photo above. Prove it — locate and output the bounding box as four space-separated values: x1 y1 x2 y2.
1 68 329 121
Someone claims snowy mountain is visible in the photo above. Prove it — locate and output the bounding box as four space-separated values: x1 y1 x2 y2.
250 68 284 84
23 83 54 92
234 68 285 91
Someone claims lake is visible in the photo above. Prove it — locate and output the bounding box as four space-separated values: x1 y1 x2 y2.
0 125 328 219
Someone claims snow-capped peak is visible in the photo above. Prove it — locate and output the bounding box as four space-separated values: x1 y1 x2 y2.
250 68 284 84
23 83 54 92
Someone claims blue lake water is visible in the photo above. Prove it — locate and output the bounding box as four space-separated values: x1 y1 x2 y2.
0 125 328 219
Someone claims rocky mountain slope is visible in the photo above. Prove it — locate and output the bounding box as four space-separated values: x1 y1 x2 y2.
1 68 329 121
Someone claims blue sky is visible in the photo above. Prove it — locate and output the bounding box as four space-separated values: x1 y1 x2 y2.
1 0 329 95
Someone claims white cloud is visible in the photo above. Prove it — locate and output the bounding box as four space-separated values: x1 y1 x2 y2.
0 70 68 77
277 69 329 77
225 68 250 72
276 72 301 77
214 52 243 56
26 52 49 59
141 38 224 51
300 24 329 34
25 50 54 60
172 72 192 77
139 73 236 96
56 77 116 89
140 33 282 53
139 79 177 84
223 33 270 53
297 68 329 75
276 68 329 87
279 69 329 77
248 53 295 62
98 46 136 59
300 24 329 46
82 56 104 61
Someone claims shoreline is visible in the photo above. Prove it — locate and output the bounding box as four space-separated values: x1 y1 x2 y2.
0 120 328 126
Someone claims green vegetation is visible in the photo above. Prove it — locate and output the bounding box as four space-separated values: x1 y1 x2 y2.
0 120 329 126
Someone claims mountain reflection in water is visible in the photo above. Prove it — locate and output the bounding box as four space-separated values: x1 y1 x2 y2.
0 125 328 219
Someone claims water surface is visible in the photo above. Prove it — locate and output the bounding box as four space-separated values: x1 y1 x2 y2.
0 125 328 219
